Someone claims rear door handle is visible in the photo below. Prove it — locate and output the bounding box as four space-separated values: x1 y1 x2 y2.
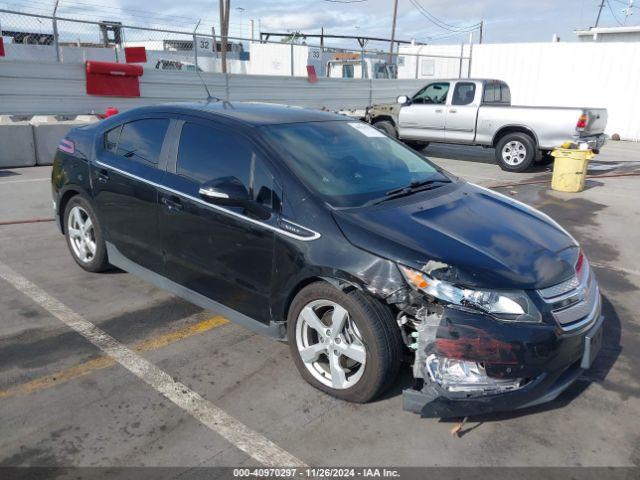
161 195 183 212
97 169 109 183
435 109 443 113
449 108 457 113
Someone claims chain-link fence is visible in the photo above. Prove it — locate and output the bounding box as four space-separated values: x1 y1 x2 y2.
0 8 472 79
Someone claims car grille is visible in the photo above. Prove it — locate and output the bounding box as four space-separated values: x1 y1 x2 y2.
537 262 600 334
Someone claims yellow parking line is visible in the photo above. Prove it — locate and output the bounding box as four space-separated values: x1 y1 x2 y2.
0 315 228 400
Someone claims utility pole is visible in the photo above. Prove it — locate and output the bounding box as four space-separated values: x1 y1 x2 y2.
250 19 255 42
595 1 605 27
389 0 398 64
219 0 230 73
479 20 484 44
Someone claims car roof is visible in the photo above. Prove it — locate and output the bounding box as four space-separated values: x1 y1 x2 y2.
124 101 350 127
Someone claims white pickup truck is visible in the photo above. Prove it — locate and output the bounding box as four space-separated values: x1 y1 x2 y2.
364 79 607 172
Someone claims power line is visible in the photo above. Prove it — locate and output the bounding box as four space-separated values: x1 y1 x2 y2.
408 0 480 32
606 0 624 25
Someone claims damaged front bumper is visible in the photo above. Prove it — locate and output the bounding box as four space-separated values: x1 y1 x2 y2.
403 302 604 418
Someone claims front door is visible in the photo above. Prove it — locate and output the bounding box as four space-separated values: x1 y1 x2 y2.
158 119 277 324
92 117 170 273
398 81 450 142
445 81 479 144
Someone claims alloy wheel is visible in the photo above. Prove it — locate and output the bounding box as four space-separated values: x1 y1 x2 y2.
295 299 367 389
67 206 97 263
502 140 527 166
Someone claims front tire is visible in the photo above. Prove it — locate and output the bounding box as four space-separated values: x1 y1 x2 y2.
372 120 397 138
64 195 110 272
287 282 402 403
495 132 536 172
404 140 430 151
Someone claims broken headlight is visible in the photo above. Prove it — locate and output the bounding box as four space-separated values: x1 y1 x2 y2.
426 354 523 394
399 265 541 323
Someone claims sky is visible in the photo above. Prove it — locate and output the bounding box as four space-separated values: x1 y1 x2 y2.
2 0 638 48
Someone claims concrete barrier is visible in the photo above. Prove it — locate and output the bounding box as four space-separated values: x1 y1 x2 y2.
0 116 36 168
30 116 99 166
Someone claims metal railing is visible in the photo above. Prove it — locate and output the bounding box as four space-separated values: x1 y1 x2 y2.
0 8 473 79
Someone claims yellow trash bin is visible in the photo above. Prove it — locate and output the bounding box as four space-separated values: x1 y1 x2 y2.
551 147 595 193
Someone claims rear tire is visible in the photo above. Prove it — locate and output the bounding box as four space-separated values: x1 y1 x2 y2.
287 282 402 403
495 132 536 172
63 195 110 273
373 120 397 139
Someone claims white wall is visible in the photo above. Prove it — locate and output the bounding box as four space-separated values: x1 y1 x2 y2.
248 43 309 76
469 42 640 140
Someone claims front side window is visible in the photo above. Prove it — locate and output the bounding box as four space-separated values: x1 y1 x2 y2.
261 121 447 208
177 122 274 208
452 82 476 105
342 64 355 78
116 119 169 165
412 82 450 105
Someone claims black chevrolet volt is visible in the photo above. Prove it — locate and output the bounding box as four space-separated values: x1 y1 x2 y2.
51 102 604 417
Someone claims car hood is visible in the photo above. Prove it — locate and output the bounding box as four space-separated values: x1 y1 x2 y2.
332 182 579 289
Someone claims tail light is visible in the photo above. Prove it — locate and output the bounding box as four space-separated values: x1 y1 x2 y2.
576 113 588 131
57 138 75 154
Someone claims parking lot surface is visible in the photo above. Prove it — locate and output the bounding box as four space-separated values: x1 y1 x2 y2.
1 142 639 468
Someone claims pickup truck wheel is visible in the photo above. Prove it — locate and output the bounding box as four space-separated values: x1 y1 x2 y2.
373 120 397 138
404 140 430 151
64 195 110 273
287 282 402 403
496 133 536 172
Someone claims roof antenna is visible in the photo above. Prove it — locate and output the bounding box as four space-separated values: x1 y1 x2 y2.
193 19 220 103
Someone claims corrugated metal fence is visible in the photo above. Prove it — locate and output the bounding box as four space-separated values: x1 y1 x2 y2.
0 60 425 115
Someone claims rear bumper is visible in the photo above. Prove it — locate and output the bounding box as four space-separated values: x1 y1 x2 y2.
580 133 607 152
403 310 604 418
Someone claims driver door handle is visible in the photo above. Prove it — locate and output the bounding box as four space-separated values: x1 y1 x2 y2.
161 195 183 212
449 108 457 113
435 108 443 113
97 169 109 183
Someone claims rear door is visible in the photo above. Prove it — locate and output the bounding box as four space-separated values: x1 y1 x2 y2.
445 81 480 143
158 118 278 324
93 116 170 273
398 81 450 142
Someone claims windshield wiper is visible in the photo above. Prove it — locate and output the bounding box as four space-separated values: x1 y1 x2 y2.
364 178 451 207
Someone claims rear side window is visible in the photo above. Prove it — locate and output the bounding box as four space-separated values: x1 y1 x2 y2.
104 126 121 153
483 82 511 105
452 82 476 105
177 122 275 208
115 119 169 165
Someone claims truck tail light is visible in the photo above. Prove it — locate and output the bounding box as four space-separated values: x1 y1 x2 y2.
576 114 588 131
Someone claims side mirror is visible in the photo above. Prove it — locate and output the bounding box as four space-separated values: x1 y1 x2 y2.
199 176 249 207
199 176 271 220
397 95 409 105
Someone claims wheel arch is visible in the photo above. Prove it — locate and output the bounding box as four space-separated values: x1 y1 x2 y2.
281 275 363 327
58 187 85 234
370 115 396 127
492 125 539 148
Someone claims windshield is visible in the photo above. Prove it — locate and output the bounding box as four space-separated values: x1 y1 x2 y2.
260 121 447 208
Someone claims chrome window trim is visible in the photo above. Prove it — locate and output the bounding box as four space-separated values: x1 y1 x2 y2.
95 160 321 242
